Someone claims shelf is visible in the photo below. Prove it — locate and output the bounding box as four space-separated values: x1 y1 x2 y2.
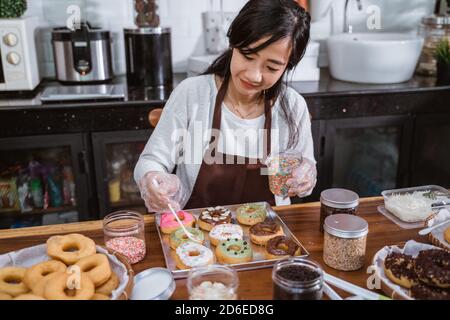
0 206 78 218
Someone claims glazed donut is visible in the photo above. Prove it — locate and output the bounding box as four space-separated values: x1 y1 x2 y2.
0 267 29 297
445 227 450 244
95 272 119 296
198 206 232 231
216 238 253 264
265 236 301 260
209 224 243 246
174 242 214 270
74 254 112 287
91 293 110 300
236 203 267 226
160 210 195 234
44 272 95 300
32 272 60 297
14 294 45 300
415 249 450 288
410 283 450 300
47 233 96 265
24 260 66 290
383 252 418 289
0 292 12 300
249 220 284 246
169 227 205 250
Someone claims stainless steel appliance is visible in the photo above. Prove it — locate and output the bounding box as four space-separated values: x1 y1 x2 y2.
124 27 172 88
52 22 113 83
0 17 41 91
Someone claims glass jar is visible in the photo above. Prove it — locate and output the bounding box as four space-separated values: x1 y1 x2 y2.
103 210 146 264
416 15 450 76
323 214 368 271
187 265 239 300
319 188 359 232
272 257 323 300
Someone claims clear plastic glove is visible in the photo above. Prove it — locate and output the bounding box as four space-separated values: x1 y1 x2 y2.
138 171 185 213
285 158 317 198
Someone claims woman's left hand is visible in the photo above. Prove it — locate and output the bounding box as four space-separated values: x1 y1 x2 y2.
285 158 317 198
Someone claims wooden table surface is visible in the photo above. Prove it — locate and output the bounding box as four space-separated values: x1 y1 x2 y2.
0 196 427 300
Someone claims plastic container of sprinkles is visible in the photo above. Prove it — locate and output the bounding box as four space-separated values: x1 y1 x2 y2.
103 210 146 264
265 150 303 197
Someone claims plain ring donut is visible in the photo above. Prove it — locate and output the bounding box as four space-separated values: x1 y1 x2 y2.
74 253 112 286
0 267 29 297
44 272 95 300
24 260 66 290
47 233 96 265
95 272 119 296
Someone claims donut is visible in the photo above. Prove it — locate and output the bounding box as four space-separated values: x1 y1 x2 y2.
44 272 95 300
410 283 450 300
0 267 29 297
209 224 243 246
198 206 232 231
32 272 60 297
249 220 284 245
415 249 450 288
174 242 214 269
47 233 96 265
265 236 301 260
383 252 418 289
160 210 195 234
169 227 204 250
74 254 112 287
95 272 119 296
14 294 45 300
24 260 66 290
445 227 450 244
216 238 253 264
236 203 267 226
0 292 12 300
91 293 110 300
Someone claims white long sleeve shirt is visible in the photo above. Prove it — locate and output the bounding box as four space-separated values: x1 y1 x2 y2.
134 74 315 207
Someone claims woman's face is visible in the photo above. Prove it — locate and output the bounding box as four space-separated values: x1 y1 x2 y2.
229 36 292 97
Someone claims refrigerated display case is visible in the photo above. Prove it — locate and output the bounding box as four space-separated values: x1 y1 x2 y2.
92 130 152 216
0 134 93 229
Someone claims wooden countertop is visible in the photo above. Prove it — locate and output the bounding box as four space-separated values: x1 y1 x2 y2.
0 196 427 300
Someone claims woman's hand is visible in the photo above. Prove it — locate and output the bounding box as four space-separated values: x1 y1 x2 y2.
285 158 317 198
139 171 184 212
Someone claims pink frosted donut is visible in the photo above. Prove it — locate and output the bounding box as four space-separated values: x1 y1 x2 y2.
160 210 195 234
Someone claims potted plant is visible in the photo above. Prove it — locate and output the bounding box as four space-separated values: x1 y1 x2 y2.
435 37 450 85
0 0 27 19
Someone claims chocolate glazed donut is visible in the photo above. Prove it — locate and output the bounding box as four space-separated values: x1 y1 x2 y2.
265 236 300 259
415 249 450 289
249 220 284 245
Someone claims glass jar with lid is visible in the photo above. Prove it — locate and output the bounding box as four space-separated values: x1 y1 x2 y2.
319 188 359 232
323 214 368 271
103 210 146 264
272 257 323 300
187 265 239 300
416 15 450 76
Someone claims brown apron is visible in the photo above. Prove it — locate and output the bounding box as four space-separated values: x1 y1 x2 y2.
184 76 275 209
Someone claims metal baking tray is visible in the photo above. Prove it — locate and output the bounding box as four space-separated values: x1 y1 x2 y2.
155 201 309 279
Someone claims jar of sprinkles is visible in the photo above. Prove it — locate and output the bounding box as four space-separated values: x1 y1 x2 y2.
319 188 359 232
103 210 146 264
323 214 368 271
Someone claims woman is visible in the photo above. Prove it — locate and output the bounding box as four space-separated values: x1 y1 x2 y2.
135 0 316 212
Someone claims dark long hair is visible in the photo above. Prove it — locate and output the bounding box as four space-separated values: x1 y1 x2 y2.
203 0 311 148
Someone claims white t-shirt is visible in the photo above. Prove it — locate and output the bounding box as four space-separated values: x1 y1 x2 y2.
134 74 315 207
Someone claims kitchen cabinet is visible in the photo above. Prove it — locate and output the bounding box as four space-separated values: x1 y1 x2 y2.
317 115 414 197
409 113 450 187
0 133 94 228
92 130 152 216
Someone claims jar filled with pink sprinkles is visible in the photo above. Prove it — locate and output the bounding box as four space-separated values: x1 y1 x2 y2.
103 210 146 264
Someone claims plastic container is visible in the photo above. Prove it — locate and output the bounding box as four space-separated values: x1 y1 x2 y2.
131 267 175 300
319 188 359 232
187 265 239 300
103 210 146 264
265 150 303 197
272 257 323 300
323 214 368 271
378 185 449 229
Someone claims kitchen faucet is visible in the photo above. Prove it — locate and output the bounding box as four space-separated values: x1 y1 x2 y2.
344 0 363 33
